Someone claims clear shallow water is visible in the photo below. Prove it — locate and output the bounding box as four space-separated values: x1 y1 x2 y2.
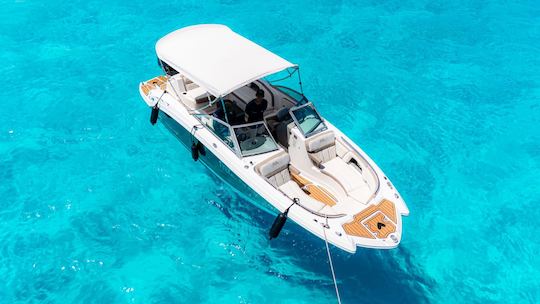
1 0 539 303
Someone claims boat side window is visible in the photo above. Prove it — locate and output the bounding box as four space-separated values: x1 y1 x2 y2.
290 103 327 137
273 86 308 105
195 114 236 151
232 122 279 157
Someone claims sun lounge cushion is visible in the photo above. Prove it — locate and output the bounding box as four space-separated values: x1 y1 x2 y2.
321 157 371 203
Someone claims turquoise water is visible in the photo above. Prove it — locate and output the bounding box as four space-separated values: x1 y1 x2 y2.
1 0 539 303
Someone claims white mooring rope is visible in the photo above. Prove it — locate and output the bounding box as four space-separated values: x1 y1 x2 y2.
323 218 342 304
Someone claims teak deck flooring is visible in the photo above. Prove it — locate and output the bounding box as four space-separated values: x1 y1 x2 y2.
141 76 167 95
290 172 337 207
342 199 397 239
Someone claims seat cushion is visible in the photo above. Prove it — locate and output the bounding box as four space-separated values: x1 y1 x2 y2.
348 187 371 203
166 76 184 99
306 131 335 153
267 169 290 188
185 82 199 91
306 132 337 166
321 157 371 203
278 181 325 212
310 145 337 165
258 152 291 188
258 153 290 177
321 158 362 191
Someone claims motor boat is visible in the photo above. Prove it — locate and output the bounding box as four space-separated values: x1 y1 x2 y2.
139 24 409 253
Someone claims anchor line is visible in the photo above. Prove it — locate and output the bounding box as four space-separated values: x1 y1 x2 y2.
323 217 342 304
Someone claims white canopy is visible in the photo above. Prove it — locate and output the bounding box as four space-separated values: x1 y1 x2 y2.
156 24 296 97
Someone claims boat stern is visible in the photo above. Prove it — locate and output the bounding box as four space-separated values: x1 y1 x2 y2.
139 75 168 107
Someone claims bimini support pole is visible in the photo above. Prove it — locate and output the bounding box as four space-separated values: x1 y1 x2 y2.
219 97 230 125
297 67 305 96
322 217 342 304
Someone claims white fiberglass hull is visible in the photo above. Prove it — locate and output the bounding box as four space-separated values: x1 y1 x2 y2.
140 87 409 253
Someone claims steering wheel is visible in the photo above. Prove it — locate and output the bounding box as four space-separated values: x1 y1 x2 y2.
237 133 247 141
240 136 265 150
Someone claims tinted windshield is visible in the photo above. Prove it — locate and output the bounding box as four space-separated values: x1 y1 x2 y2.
274 86 307 105
290 103 327 137
232 122 278 156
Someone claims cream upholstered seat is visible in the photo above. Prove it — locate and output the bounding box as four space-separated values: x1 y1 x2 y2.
166 75 212 110
322 158 371 203
306 132 372 204
306 131 337 167
166 75 185 99
258 152 291 188
257 152 325 212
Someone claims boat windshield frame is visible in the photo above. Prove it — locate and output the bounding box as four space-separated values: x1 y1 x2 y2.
193 113 240 156
231 121 280 157
289 102 328 138
193 114 279 158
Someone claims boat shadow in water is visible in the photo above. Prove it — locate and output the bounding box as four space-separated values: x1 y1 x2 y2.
210 186 434 304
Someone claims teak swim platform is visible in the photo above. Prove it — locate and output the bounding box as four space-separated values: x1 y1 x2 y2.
342 199 397 239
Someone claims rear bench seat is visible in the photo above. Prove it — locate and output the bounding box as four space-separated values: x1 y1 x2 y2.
166 75 212 109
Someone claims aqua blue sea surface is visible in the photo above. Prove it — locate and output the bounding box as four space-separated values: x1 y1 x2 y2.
1 1 539 303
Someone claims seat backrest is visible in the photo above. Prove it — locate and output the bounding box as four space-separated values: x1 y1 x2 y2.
166 76 185 99
185 81 199 91
276 107 291 122
274 120 294 147
306 132 336 165
257 152 291 188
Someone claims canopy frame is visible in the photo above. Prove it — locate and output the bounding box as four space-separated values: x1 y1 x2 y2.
156 24 297 98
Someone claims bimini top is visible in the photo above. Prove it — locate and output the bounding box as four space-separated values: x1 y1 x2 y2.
156 24 296 97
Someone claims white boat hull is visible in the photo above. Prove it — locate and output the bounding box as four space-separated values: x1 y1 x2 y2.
140 86 409 253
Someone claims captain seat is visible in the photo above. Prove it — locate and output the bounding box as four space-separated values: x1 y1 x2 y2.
273 108 293 147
